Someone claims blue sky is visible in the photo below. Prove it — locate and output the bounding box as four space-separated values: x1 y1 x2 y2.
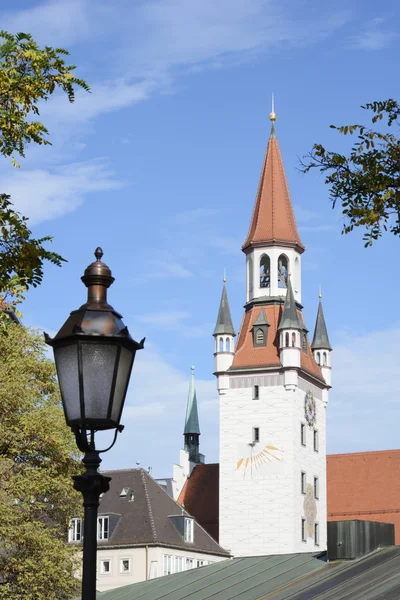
2 0 400 477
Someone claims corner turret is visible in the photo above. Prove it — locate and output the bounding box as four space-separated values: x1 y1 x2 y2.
312 297 332 387
213 281 236 393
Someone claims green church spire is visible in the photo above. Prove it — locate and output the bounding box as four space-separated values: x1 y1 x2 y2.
311 300 332 351
184 366 201 463
213 284 236 337
278 276 302 330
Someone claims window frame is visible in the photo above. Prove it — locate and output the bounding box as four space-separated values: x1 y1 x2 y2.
184 517 194 543
68 517 82 542
301 471 306 495
253 427 260 443
97 516 109 541
120 558 131 574
314 476 319 499
253 385 260 400
164 554 173 576
186 558 194 570
313 429 319 452
300 423 306 447
100 559 111 575
314 522 319 546
301 518 306 542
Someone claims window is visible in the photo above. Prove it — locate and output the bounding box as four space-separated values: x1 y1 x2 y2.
256 328 264 345
291 332 296 347
313 429 319 452
301 471 306 494
301 518 306 542
278 254 288 288
314 523 319 546
259 254 270 288
314 476 319 499
184 518 194 543
302 333 307 353
120 558 131 574
316 351 320 365
253 385 259 400
248 255 254 297
226 337 230 352
285 332 289 347
300 423 306 447
101 560 111 574
253 427 260 443
68 518 82 542
164 554 173 575
323 352 327 366
120 487 129 497
197 559 206 567
219 337 223 352
175 556 185 572
129 492 135 502
97 516 109 540
186 558 194 570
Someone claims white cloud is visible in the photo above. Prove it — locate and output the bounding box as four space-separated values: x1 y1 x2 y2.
350 18 397 51
3 160 123 226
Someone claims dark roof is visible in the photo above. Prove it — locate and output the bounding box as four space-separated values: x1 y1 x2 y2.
278 277 302 330
311 300 332 350
82 547 400 599
184 368 200 435
252 308 269 326
97 468 229 556
178 464 219 541
213 285 236 337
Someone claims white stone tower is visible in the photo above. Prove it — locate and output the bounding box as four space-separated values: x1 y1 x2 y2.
215 109 331 557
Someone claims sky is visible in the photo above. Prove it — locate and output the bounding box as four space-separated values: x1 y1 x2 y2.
2 0 400 477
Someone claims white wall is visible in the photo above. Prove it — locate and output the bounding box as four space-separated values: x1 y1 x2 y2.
219 376 327 556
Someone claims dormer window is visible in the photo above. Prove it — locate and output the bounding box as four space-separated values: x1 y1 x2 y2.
184 518 194 543
256 329 264 345
252 309 269 347
120 487 129 497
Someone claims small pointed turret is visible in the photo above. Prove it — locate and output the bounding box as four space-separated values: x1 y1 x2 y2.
184 366 201 464
312 300 332 351
278 277 302 330
213 284 236 337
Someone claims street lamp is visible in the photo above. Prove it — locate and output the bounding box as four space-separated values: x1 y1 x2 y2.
45 248 144 600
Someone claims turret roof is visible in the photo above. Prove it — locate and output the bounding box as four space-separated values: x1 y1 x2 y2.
213 284 236 337
311 300 332 351
278 277 302 330
184 367 200 435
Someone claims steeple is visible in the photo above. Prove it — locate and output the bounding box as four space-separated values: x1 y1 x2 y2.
278 276 302 330
213 284 236 337
242 110 304 253
311 300 332 351
184 366 201 463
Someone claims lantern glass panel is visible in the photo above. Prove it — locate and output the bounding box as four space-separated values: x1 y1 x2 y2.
111 346 134 423
54 344 81 422
81 342 118 423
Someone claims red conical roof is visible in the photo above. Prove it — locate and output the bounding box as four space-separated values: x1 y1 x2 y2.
242 122 304 253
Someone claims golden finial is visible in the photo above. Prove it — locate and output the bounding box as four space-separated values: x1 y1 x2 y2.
318 285 322 299
269 92 277 122
223 268 227 283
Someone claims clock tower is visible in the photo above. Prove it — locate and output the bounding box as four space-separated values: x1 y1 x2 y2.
215 108 331 557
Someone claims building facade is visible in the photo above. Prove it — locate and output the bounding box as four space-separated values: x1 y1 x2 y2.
214 111 332 556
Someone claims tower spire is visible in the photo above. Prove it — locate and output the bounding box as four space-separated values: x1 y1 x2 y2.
278 276 302 330
184 366 201 463
311 299 332 351
213 284 236 337
242 101 304 252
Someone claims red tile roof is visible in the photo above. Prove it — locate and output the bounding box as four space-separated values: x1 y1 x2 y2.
327 450 400 544
242 129 304 252
231 304 324 383
178 464 219 542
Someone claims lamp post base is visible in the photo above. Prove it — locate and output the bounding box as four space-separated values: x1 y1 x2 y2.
73 450 111 600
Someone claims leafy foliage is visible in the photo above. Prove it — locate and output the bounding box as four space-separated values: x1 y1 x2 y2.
302 100 400 246
0 31 89 306
0 322 82 599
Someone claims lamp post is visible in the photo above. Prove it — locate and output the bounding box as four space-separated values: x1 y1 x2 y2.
45 248 144 600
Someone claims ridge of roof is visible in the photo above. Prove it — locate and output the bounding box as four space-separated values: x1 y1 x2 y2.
242 121 304 252
141 469 157 543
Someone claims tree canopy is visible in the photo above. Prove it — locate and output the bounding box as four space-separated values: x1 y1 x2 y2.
0 321 82 599
0 31 89 308
302 100 400 246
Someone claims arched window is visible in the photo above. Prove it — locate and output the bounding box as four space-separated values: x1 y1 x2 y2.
256 329 264 345
278 254 288 288
285 332 289 347
248 255 254 297
226 337 230 352
316 352 320 365
323 352 327 366
259 254 270 288
302 333 307 353
291 332 296 347
219 337 223 352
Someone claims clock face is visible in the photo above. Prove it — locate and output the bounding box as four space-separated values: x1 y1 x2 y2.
304 391 316 427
